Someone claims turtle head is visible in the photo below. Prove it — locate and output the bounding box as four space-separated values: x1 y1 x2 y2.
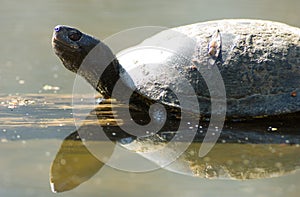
52 25 123 98
52 25 100 73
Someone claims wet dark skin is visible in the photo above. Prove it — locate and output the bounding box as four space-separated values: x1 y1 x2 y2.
52 25 122 98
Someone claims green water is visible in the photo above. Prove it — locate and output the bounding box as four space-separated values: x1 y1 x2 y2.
0 0 299 196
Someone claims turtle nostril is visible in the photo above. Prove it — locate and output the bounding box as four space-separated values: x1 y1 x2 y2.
54 26 61 32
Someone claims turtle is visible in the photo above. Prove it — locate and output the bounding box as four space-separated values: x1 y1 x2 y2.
52 19 300 121
50 20 300 193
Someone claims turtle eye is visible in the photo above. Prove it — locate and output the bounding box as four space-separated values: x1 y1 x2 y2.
69 31 82 41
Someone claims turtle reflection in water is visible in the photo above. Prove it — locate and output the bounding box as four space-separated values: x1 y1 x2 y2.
50 19 300 192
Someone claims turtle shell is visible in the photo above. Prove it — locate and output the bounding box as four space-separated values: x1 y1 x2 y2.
117 19 300 118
